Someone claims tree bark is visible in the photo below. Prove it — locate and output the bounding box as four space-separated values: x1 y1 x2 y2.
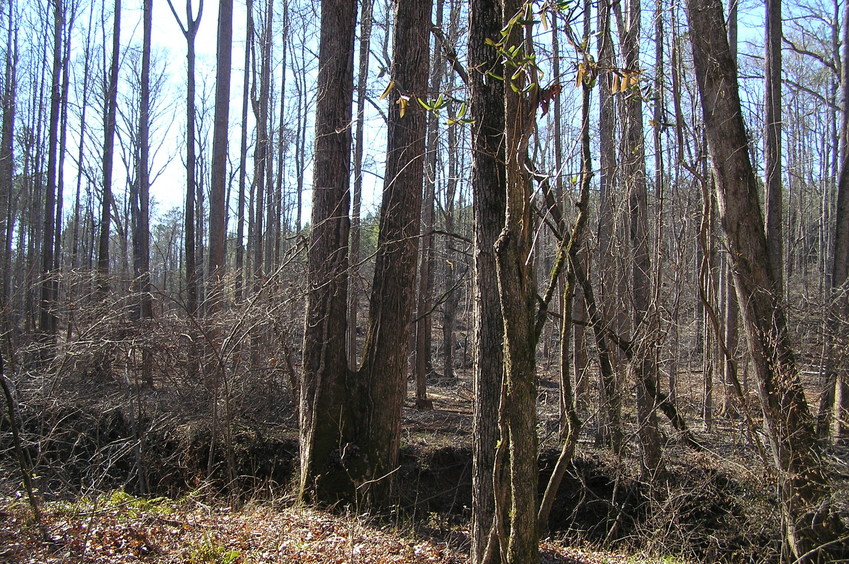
98 0 121 294
685 0 847 557
133 0 152 323
764 0 784 294
208 0 233 305
493 3 539 560
415 0 443 406
468 0 506 560
299 0 356 504
615 0 663 478
347 0 373 369
40 0 63 341
356 0 432 503
595 0 623 452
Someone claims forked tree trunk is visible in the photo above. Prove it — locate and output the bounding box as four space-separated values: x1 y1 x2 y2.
355 0 432 503
165 0 201 322
685 0 847 558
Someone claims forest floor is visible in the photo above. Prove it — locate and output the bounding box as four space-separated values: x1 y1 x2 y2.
1 362 848 563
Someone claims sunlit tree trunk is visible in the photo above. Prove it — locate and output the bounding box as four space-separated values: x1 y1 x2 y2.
299 0 356 504
356 0 432 503
615 0 662 478
234 0 251 303
414 0 442 407
468 0 505 560
347 0 373 368
167 0 202 317
596 0 622 452
208 0 233 307
40 0 63 341
493 2 539 560
685 0 847 556
764 0 784 295
98 0 121 294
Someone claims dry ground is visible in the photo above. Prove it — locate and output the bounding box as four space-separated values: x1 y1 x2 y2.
1 361 847 562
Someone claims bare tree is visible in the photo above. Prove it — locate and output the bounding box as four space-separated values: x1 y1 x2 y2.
685 0 847 557
165 0 203 317
98 0 121 293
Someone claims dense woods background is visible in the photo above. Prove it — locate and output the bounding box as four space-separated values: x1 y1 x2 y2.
1 0 848 561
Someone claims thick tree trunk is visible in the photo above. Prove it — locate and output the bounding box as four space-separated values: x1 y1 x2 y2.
356 0 432 503
685 0 847 558
299 0 357 505
468 0 506 560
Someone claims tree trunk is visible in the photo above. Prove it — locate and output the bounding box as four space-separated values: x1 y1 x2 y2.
764 0 784 295
347 0 373 368
133 0 152 324
299 0 357 504
685 0 847 557
468 0 506 560
0 1 16 347
40 0 63 341
234 0 251 303
415 0 443 407
356 0 431 503
98 0 121 295
615 0 663 479
208 0 233 305
595 0 623 452
493 2 539 560
164 0 202 317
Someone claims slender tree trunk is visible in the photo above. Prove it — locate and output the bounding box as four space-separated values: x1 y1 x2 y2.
764 0 784 295
0 0 16 363
615 0 663 478
40 0 63 341
208 0 233 307
596 0 622 452
235 0 251 303
685 0 847 557
826 0 849 440
468 0 506 560
414 0 442 407
347 0 373 368
98 0 121 294
133 0 152 323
